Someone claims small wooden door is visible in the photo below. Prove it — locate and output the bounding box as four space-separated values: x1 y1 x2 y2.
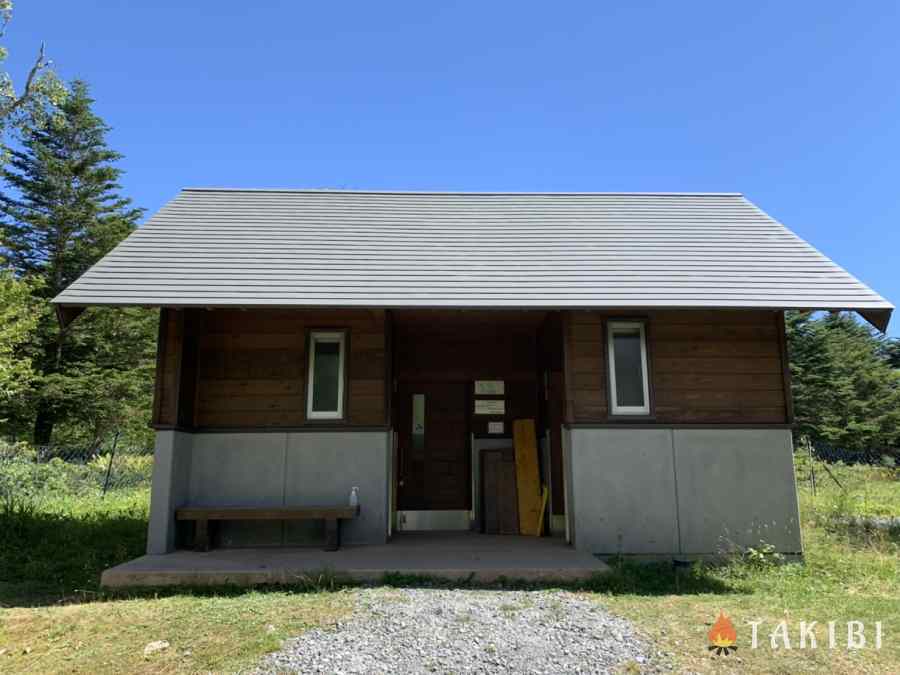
481 448 519 534
397 382 470 511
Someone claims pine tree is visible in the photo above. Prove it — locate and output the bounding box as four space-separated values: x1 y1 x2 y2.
1 80 140 292
0 80 152 445
787 311 900 456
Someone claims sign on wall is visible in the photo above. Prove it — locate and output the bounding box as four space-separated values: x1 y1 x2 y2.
487 421 505 434
474 380 505 395
475 399 506 415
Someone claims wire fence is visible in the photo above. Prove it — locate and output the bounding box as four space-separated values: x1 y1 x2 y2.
805 439 899 466
0 437 154 509
2 432 896 510
794 436 898 496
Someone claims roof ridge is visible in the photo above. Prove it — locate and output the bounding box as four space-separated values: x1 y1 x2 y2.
180 187 744 197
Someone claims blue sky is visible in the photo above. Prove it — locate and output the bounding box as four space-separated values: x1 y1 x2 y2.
7 2 899 332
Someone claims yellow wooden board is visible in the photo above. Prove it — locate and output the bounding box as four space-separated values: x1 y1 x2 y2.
513 419 542 536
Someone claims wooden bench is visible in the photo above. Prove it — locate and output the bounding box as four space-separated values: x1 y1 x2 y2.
175 505 360 552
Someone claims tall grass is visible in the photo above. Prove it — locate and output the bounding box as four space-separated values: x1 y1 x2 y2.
0 445 152 604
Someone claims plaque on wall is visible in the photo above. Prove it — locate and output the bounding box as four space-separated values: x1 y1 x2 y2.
475 399 506 415
487 421 505 434
474 380 505 395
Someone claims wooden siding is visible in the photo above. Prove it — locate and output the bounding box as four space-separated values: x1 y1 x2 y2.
152 306 788 430
152 309 181 426
151 308 387 428
392 310 543 438
538 312 566 514
392 310 543 513
563 310 789 425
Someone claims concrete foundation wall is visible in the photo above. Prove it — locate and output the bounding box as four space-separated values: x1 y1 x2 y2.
146 430 193 554
566 427 802 556
146 430 390 553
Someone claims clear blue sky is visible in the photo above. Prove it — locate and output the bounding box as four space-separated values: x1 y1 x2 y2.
7 2 899 332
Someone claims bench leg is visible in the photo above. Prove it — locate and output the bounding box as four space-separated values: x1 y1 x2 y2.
324 518 341 551
194 519 210 552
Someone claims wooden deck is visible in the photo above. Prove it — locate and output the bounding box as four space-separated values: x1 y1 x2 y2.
100 532 609 588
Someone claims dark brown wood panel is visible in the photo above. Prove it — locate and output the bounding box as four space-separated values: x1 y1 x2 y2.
481 448 519 534
396 381 470 510
563 312 607 421
152 308 181 426
538 312 566 514
392 310 544 513
393 310 542 439
152 308 387 429
563 310 789 425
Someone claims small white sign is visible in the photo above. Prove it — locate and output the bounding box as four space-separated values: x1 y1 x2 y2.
474 380 505 395
487 421 505 435
474 399 506 415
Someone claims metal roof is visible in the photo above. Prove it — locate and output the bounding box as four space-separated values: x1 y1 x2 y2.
52 188 893 330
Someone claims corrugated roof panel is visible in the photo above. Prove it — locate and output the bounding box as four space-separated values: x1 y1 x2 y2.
52 189 893 330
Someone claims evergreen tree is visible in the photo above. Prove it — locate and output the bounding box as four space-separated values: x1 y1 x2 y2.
787 311 900 455
0 269 40 415
883 338 900 370
0 80 154 446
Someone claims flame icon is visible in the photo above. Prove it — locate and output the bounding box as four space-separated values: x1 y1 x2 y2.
707 612 737 655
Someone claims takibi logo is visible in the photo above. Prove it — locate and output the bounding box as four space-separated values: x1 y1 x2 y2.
708 612 738 655
705 614 885 655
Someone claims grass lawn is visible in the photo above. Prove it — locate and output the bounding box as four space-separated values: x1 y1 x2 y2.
0 459 898 674
1 591 349 674
0 490 350 673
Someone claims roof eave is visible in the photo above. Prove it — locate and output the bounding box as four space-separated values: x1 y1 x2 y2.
50 300 894 333
857 308 892 333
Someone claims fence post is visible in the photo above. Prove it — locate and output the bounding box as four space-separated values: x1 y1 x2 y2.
101 431 121 496
806 437 817 497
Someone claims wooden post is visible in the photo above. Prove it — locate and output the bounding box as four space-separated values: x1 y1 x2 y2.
324 518 340 551
194 519 210 552
101 430 121 496
806 437 817 497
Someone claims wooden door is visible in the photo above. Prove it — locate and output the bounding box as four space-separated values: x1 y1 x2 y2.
481 448 519 534
397 382 470 511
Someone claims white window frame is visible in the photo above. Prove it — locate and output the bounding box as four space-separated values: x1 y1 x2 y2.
306 330 346 420
607 321 651 416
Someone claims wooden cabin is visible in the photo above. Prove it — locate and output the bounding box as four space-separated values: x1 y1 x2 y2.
54 190 893 558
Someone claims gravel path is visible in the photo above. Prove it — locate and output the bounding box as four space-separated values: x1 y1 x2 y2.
256 588 650 674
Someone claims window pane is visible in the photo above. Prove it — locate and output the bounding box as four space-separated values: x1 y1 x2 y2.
412 394 425 452
312 340 341 413
613 329 645 408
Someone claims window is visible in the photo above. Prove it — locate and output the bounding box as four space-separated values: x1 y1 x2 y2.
307 331 346 419
607 321 650 415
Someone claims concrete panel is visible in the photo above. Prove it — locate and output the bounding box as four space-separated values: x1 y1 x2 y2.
285 431 389 545
146 430 193 554
674 429 801 554
189 433 288 546
568 428 679 554
189 433 287 506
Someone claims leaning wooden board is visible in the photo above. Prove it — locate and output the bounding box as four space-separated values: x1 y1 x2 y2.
513 419 542 536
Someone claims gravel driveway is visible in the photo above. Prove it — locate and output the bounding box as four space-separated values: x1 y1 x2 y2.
256 587 649 674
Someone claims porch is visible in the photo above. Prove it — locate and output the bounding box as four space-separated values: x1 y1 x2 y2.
100 532 609 587
140 305 803 569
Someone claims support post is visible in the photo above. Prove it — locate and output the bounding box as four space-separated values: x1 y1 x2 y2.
324 518 340 551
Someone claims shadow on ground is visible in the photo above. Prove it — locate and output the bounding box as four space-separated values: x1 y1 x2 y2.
0 504 148 608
